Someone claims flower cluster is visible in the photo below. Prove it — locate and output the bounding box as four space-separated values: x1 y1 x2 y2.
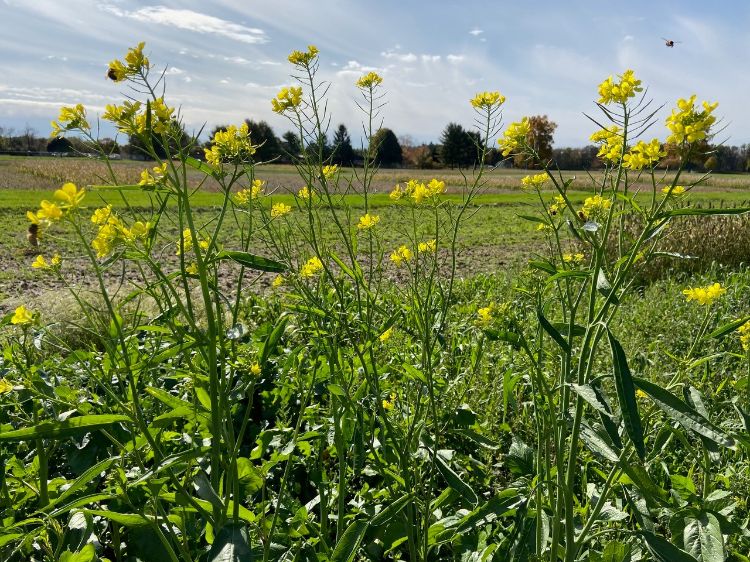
563 253 585 265
590 126 624 163
271 87 304 114
390 245 413 266
418 239 437 253
176 228 209 257
27 183 85 231
622 139 666 170
357 213 380 230
271 203 292 218
107 42 150 82
390 178 446 204
11 305 34 326
322 165 338 180
382 392 397 410
356 72 383 89
91 206 151 258
597 69 642 105
476 302 496 327
139 162 168 188
102 98 174 136
498 118 530 156
32 254 61 271
288 45 319 66
234 180 265 205
665 95 718 145
739 321 750 352
682 282 726 306
300 256 324 278
204 123 257 167
50 104 90 137
579 195 612 220
470 91 505 110
521 173 548 190
662 185 686 196
548 195 567 216
297 186 314 200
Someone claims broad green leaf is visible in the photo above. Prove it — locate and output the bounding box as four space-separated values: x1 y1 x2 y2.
640 530 700 562
607 329 645 460
0 533 23 548
633 377 734 449
84 509 150 527
680 511 725 562
207 522 252 562
0 414 131 442
595 540 632 562
579 420 620 462
434 454 479 505
331 519 368 562
215 250 286 273
59 544 96 562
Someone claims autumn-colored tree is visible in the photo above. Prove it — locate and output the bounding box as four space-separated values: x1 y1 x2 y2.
514 115 557 168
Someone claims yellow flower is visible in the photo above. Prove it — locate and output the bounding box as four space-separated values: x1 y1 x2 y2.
537 223 552 231
498 118 530 156
0 378 13 394
102 100 143 135
563 253 585 264
738 321 750 352
236 180 265 205
682 283 726 306
390 245 413 266
35 200 64 222
477 303 496 327
597 69 642 105
623 139 666 170
53 182 85 208
272 275 284 288
379 327 393 343
548 195 567 216
250 362 262 376
288 45 319 66
204 123 257 167
636 389 647 399
590 125 624 163
322 165 338 180
470 91 505 109
521 173 548 190
357 72 383 89
251 180 265 198
389 184 404 200
138 162 168 188
50 104 89 137
418 239 437 253
297 186 314 200
92 217 122 258
300 256 324 278
31 254 59 270
271 202 292 218
357 213 380 230
185 263 199 275
662 185 686 196
91 205 113 225
107 42 149 82
382 392 397 410
11 305 34 325
579 195 612 220
666 95 718 145
271 86 303 114
122 221 151 242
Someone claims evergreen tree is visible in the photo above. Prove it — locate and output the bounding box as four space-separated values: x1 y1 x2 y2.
244 119 281 162
370 128 403 166
331 124 356 165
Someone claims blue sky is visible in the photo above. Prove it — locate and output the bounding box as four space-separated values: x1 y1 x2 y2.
1 0 748 147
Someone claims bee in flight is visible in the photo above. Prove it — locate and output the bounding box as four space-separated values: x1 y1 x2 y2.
27 224 39 248
662 37 682 48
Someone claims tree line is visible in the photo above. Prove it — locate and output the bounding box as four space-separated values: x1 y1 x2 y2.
4 119 750 172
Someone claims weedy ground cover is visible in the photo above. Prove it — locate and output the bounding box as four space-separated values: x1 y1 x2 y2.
1 44 750 562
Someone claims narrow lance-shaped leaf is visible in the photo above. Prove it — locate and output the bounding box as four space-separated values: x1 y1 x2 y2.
633 377 735 449
537 305 570 353
640 530 700 562
0 414 131 443
607 329 645 460
330 519 368 562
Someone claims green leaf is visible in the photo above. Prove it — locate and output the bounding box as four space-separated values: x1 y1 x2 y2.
371 493 413 527
640 530 700 562
215 250 286 273
707 316 750 340
546 269 591 284
607 329 645 460
591 540 632 562
330 519 368 562
59 544 96 562
0 533 23 548
633 377 735 449
682 512 725 562
185 156 216 176
207 522 252 562
658 207 750 218
578 420 620 462
42 457 119 512
528 259 557 274
0 414 131 442
84 509 150 527
537 306 570 353
434 454 479 505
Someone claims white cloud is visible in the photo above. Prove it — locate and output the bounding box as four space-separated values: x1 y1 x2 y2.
421 54 440 63
469 28 483 36
381 50 417 63
446 54 465 64
99 4 268 44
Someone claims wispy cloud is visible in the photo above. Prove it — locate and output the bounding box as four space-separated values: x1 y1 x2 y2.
99 5 269 44
469 28 483 36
